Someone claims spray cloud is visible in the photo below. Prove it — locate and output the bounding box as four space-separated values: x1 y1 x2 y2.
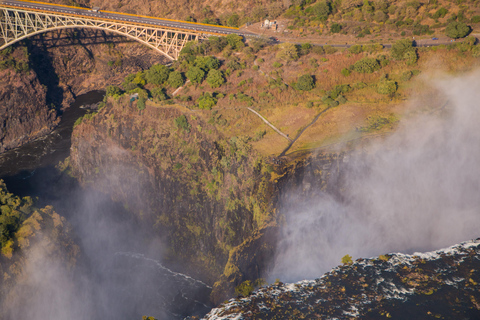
271 71 480 282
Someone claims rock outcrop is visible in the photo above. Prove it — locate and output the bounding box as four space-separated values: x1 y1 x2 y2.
204 239 480 319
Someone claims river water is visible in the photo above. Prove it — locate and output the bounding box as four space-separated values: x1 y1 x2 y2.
0 91 212 320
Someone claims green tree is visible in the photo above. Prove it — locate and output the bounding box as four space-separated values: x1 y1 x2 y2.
106 85 123 97
168 71 185 88
353 57 380 73
186 66 205 84
276 42 299 61
197 92 217 110
391 39 415 60
296 74 315 91
377 80 397 95
150 87 169 101
445 21 471 39
226 34 244 50
145 64 171 85
206 69 225 88
342 254 353 265
132 71 146 86
207 36 228 53
194 56 221 72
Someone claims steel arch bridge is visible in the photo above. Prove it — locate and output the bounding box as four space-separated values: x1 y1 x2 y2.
0 1 239 60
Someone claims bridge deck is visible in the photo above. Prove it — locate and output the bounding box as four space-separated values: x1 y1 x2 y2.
0 0 255 36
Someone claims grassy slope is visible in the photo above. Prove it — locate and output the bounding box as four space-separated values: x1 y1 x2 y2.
144 40 479 162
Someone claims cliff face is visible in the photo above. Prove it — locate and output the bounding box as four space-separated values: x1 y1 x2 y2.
69 96 276 286
0 29 166 153
0 47 57 153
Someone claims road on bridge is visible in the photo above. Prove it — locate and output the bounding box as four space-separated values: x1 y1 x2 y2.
0 0 257 37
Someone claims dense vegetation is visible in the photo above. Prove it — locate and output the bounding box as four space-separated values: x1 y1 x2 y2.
0 181 34 258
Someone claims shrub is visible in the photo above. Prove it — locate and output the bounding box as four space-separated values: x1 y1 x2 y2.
276 42 299 61
353 57 380 73
206 69 225 88
391 39 415 60
207 36 228 53
354 82 367 89
168 71 185 88
106 85 123 97
311 46 325 54
226 34 244 50
174 115 191 132
298 43 311 56
471 16 480 23
312 0 331 21
377 80 397 95
341 68 351 76
145 64 170 85
401 71 412 81
445 21 471 39
197 92 217 110
432 7 448 19
186 66 205 84
348 44 363 54
404 50 418 65
323 45 337 54
272 61 283 68
137 97 146 110
296 74 315 91
151 87 169 101
195 56 220 72
330 23 342 33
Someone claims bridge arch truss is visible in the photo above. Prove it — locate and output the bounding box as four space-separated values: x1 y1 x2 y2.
0 7 208 60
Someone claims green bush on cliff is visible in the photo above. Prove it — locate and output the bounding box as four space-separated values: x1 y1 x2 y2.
341 254 353 265
0 180 34 255
235 280 254 297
